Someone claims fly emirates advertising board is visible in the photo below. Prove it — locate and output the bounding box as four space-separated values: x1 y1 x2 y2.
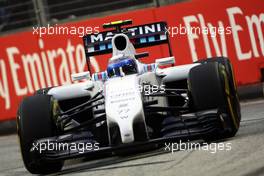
0 0 263 120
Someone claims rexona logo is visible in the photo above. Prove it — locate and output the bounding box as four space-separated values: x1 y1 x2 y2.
88 22 167 43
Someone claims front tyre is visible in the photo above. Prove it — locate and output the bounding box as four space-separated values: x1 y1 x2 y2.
188 62 241 139
196 57 241 120
17 95 63 174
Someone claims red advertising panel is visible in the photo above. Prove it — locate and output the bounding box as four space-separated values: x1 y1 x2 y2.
156 0 264 85
0 0 263 121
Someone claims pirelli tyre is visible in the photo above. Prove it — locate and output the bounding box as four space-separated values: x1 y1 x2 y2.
188 61 241 139
17 95 64 174
196 57 241 120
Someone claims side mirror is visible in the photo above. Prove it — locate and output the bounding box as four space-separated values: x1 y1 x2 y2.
71 71 91 82
155 56 175 66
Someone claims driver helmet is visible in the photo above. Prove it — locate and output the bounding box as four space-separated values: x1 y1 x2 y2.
107 57 138 78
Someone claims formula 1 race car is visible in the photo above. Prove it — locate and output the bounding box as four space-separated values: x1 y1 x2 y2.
17 20 241 174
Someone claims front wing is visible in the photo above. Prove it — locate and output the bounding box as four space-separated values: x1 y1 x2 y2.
31 109 224 161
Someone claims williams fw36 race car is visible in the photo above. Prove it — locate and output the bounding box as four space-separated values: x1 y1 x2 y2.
17 20 241 174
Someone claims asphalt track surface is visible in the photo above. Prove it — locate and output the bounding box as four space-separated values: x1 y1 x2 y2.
0 99 264 176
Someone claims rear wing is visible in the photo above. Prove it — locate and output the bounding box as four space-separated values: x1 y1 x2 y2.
83 21 172 58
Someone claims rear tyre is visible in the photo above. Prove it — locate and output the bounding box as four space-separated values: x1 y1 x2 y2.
35 87 53 95
188 61 241 139
17 95 64 174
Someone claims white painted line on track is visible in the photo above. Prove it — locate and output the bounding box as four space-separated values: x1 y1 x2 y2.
240 99 264 106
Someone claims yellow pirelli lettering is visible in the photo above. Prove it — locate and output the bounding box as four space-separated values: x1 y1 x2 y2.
220 66 239 129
